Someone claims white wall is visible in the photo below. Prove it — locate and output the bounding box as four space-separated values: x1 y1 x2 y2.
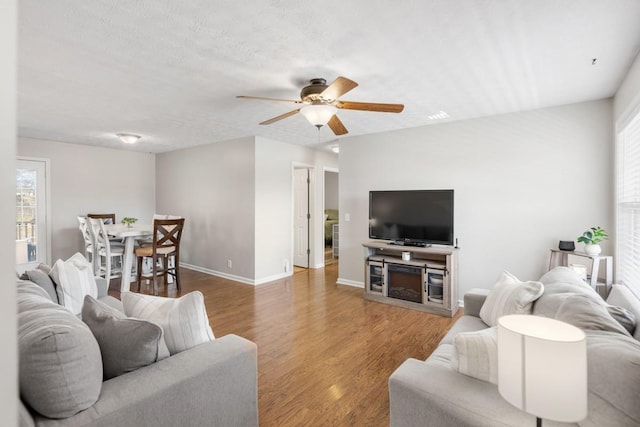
324 170 339 210
614 51 640 124
338 100 614 298
156 137 257 281
17 138 156 262
2 0 18 423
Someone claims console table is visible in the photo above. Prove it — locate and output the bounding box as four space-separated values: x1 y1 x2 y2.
362 241 459 317
548 248 612 295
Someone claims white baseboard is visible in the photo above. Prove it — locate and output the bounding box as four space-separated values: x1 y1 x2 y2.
254 271 293 285
337 277 364 288
181 263 256 285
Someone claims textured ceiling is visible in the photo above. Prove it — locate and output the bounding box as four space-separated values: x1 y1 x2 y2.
18 1 640 153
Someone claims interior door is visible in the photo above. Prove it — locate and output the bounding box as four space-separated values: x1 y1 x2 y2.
16 158 49 273
293 168 309 268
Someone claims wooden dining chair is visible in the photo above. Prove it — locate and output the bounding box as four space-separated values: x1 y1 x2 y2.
87 213 116 225
89 218 124 282
135 218 185 295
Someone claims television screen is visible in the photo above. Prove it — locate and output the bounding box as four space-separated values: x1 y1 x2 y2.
369 190 454 246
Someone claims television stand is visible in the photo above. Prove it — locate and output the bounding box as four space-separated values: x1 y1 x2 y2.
389 241 431 248
363 240 459 317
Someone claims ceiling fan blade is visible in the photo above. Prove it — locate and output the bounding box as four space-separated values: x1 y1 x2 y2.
237 95 301 104
321 77 358 100
259 109 301 125
327 115 348 135
336 100 404 113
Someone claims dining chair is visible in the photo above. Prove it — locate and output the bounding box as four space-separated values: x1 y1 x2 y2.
77 216 97 273
89 217 125 283
87 213 116 224
135 218 184 295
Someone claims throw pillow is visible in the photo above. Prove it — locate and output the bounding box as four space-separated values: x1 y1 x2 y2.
50 252 98 315
555 295 631 336
450 327 498 384
479 271 544 326
82 295 170 380
18 290 102 418
606 304 636 336
122 291 215 355
23 267 58 303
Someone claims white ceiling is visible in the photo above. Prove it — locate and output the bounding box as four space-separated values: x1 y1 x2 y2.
18 1 640 153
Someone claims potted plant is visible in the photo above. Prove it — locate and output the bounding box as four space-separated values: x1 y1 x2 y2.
577 226 608 256
121 217 138 228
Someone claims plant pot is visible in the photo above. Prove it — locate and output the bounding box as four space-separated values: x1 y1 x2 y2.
584 244 601 256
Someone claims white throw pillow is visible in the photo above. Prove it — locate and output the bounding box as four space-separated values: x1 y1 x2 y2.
50 252 98 315
122 291 215 355
479 271 544 327
451 327 498 384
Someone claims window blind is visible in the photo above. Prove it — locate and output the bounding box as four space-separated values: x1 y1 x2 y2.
616 110 640 296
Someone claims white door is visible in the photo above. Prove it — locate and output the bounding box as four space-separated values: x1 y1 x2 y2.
16 158 49 273
293 168 309 268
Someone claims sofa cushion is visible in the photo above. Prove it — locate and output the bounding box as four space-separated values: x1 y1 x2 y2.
82 295 170 380
581 331 640 426
18 285 102 418
50 252 98 315
450 327 498 384
479 271 544 326
122 291 215 355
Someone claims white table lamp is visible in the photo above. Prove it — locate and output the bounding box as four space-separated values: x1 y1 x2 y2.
497 315 587 426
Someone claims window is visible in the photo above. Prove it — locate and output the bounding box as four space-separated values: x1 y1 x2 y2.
16 158 49 273
615 111 640 296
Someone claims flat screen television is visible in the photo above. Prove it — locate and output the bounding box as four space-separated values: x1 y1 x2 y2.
369 189 454 246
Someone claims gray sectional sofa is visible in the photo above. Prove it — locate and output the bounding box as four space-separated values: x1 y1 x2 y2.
389 267 640 427
18 275 258 427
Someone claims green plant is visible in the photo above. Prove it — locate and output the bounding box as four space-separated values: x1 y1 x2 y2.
577 226 608 245
121 217 138 226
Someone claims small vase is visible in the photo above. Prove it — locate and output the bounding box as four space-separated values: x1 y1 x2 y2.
584 244 601 256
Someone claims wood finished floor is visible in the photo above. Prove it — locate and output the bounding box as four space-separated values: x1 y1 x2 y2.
111 263 461 427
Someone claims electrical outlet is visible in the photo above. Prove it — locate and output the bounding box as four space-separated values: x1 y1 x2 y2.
345 213 350 222
227 259 232 269
284 259 290 272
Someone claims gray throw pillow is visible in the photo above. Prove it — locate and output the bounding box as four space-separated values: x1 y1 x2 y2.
24 268 58 303
82 295 170 380
606 304 636 335
555 294 631 336
18 290 102 418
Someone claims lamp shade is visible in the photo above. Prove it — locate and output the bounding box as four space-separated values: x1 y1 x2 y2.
299 104 337 127
497 315 587 423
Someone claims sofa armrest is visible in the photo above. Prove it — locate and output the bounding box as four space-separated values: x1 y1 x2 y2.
32 334 258 427
463 288 490 318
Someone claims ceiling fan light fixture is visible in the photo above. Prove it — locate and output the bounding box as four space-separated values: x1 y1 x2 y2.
116 133 141 144
331 145 339 153
299 104 337 127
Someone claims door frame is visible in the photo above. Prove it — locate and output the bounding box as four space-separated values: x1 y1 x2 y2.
16 156 51 273
291 162 315 269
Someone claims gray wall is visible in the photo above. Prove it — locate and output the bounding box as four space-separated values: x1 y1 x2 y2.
17 138 156 262
2 0 17 423
324 170 339 210
337 100 614 299
156 137 257 281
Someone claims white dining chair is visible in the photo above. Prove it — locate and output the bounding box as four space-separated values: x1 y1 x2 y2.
89 218 125 283
77 216 97 273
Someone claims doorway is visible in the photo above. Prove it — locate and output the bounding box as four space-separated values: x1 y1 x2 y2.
324 169 339 266
16 158 50 274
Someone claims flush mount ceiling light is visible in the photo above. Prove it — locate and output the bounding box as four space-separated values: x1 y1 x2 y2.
331 145 339 153
428 110 450 120
299 103 338 129
116 133 141 144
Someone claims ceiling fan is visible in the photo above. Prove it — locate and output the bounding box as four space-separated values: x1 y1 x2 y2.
237 76 404 136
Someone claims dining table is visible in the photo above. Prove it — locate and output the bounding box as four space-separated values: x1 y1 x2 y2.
105 223 153 292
